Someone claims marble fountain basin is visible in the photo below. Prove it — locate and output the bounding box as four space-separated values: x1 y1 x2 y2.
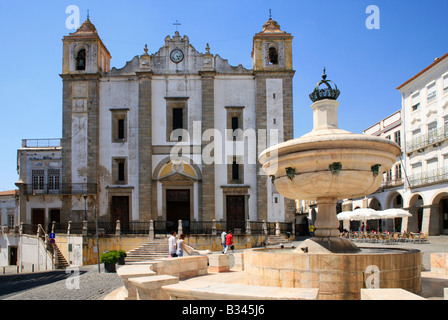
244 246 422 300
258 130 402 201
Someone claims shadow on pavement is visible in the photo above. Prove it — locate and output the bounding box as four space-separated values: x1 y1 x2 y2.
0 269 86 299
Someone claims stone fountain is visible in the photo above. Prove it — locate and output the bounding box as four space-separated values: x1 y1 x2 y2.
247 70 422 299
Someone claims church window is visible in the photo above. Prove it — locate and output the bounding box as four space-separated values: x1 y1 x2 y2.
225 106 244 141
166 98 188 142
118 119 125 140
268 47 278 65
232 159 239 181
173 108 183 130
110 109 128 143
113 158 127 185
118 162 125 181
231 117 239 132
76 49 86 71
228 156 244 184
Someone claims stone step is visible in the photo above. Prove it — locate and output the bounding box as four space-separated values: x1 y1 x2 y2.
125 238 170 262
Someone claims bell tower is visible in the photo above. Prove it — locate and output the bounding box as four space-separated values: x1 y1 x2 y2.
253 15 295 224
252 17 293 71
62 17 111 74
60 18 111 222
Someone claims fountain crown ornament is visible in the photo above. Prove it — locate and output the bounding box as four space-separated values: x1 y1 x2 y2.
309 67 340 102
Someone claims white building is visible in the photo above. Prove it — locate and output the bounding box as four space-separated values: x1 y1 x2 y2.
16 16 297 234
0 190 19 266
351 52 448 235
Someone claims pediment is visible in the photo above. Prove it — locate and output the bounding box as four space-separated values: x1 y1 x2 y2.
159 172 197 182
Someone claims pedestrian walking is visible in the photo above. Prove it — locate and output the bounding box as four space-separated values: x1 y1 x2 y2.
224 230 233 253
221 230 227 253
169 230 177 257
176 234 190 257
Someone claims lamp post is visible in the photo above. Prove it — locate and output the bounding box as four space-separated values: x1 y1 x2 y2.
83 194 87 221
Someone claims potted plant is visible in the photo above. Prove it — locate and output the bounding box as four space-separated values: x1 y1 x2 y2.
116 250 127 265
100 251 119 273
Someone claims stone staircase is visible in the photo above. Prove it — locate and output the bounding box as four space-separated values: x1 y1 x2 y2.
265 235 292 247
54 245 70 269
125 237 170 263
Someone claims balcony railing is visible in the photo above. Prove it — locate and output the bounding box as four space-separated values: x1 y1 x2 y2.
406 127 448 153
381 178 404 189
22 139 62 148
23 183 97 195
21 220 294 237
409 167 448 188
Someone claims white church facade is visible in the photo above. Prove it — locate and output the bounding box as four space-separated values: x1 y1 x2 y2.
16 17 296 233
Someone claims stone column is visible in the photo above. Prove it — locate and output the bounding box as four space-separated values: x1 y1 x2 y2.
137 71 153 221
115 220 121 236
275 220 280 236
314 197 340 238
295 196 359 253
200 71 216 221
178 220 183 235
425 204 439 235
148 220 154 239
212 219 217 236
255 76 268 222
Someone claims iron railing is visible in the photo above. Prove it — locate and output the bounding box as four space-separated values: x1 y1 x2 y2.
409 167 448 188
22 183 97 195
406 127 448 153
20 220 294 237
22 139 62 148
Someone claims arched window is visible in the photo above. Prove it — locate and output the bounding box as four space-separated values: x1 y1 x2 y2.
268 47 278 65
76 49 86 71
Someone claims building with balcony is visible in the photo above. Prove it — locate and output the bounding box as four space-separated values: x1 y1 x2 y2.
350 53 448 235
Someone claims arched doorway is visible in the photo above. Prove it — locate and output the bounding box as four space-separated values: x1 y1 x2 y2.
350 206 361 231
368 198 382 232
156 159 201 233
386 192 404 232
408 194 424 233
430 192 448 235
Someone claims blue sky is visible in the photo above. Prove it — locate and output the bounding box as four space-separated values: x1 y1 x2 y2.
0 0 447 191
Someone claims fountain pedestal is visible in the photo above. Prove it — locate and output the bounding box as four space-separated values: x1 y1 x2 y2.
295 197 360 254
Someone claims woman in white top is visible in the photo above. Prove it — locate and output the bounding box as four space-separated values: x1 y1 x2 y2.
176 234 190 257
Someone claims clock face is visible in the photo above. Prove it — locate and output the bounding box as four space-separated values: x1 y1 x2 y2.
170 49 184 63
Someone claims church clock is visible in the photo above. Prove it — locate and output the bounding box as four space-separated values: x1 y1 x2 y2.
170 49 184 63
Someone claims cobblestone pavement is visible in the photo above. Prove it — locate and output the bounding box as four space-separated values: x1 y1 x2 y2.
0 265 123 300
0 236 447 300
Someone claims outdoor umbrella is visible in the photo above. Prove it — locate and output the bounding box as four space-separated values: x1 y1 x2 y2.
351 208 382 221
337 211 355 221
380 208 412 218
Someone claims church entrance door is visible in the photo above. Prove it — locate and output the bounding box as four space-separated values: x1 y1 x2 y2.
111 196 129 231
226 195 245 233
166 190 190 232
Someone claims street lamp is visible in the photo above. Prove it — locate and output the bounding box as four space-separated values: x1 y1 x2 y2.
83 194 87 221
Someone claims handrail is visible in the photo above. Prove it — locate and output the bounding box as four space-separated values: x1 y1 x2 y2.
37 224 55 270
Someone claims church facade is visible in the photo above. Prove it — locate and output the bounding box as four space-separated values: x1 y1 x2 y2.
17 17 296 232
